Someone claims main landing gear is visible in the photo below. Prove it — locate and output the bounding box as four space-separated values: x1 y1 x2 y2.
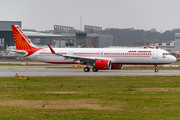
84 67 98 72
154 65 158 72
84 67 90 72
92 67 98 72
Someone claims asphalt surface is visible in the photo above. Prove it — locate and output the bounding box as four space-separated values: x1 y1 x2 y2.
0 66 180 77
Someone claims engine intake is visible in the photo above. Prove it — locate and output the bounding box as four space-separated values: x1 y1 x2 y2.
95 60 111 70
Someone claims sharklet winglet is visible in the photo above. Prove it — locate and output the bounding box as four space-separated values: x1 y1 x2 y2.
48 44 62 56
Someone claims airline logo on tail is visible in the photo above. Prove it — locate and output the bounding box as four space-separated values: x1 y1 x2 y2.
16 26 32 44
11 25 43 57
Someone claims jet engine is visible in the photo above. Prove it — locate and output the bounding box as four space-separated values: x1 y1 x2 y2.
94 60 111 70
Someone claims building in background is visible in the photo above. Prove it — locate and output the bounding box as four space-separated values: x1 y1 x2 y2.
53 25 113 48
175 33 180 52
0 21 21 49
24 31 71 48
149 41 175 52
134 41 148 46
84 25 113 48
1 21 113 49
86 34 113 48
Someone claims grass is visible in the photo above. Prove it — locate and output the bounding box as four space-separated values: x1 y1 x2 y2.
0 76 180 119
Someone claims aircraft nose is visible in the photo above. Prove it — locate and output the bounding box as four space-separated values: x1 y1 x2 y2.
172 56 177 63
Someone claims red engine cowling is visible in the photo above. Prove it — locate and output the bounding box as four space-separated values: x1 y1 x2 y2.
95 60 111 70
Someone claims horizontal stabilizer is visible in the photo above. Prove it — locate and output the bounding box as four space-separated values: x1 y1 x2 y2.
8 49 27 55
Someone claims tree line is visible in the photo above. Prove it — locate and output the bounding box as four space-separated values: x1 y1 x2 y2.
102 28 180 46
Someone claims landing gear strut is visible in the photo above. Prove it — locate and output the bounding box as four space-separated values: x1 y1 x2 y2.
84 67 90 72
120 64 123 69
154 65 158 72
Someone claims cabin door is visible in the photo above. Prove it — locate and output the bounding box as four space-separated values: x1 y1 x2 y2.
153 50 158 59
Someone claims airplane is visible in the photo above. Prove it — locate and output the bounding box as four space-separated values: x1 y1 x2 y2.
10 25 177 72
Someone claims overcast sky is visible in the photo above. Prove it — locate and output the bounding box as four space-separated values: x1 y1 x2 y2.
1 0 180 31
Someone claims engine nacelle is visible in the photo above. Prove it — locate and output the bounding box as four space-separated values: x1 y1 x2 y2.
95 60 111 70
111 64 123 69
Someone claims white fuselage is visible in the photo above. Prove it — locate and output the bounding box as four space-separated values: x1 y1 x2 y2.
22 48 176 65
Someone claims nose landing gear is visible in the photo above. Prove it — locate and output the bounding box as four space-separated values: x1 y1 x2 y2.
154 65 158 72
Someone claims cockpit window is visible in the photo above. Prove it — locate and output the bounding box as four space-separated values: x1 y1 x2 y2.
163 53 171 55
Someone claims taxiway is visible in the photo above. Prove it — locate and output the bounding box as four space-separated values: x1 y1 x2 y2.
0 66 180 77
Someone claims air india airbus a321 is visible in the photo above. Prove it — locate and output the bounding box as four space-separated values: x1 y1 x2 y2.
10 25 177 72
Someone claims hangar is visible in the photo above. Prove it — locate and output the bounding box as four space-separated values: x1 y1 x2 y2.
0 21 21 49
0 21 113 49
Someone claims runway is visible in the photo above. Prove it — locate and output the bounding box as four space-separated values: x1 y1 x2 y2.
0 66 180 77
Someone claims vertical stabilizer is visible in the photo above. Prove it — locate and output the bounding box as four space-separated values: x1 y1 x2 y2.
11 25 38 50
11 25 43 57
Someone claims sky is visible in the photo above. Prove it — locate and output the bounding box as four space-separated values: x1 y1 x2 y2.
1 0 180 32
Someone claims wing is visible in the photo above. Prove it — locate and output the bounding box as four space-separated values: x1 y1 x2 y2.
47 44 105 62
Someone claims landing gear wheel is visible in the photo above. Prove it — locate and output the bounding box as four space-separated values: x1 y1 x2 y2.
155 69 158 72
84 67 90 72
92 67 98 72
154 65 158 72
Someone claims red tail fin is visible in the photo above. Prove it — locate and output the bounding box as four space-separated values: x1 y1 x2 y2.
11 25 43 57
11 25 38 50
